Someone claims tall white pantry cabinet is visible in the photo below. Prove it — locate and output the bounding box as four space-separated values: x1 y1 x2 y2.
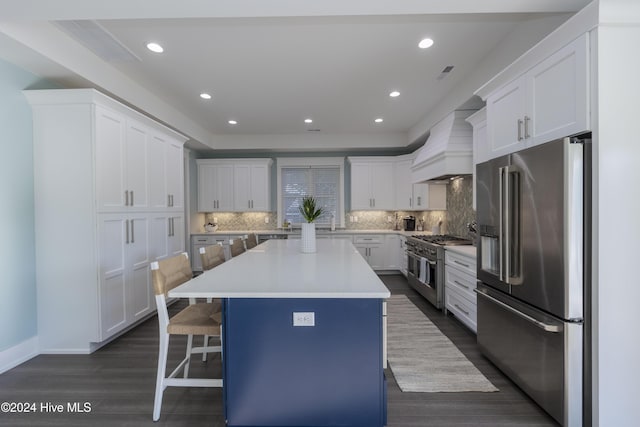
25 89 187 354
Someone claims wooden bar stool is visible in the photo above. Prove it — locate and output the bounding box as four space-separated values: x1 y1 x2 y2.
150 252 223 421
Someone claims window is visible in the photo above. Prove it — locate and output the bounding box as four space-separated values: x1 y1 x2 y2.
277 158 345 227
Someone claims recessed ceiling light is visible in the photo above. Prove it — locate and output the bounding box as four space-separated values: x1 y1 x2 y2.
146 42 164 53
228 120 238 125
374 118 384 123
200 93 211 100
304 118 313 124
389 91 400 98
418 38 434 49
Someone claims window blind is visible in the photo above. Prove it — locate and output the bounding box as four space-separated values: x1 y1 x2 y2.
281 167 340 225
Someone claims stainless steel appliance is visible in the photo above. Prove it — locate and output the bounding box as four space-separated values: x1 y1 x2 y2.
403 216 416 231
406 234 471 309
476 136 591 427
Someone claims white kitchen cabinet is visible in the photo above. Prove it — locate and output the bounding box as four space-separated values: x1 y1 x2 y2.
233 160 272 211
466 108 487 211
98 213 153 338
395 157 446 211
25 88 187 353
444 248 478 333
485 34 589 160
94 110 158 212
168 214 185 256
348 157 395 210
353 235 386 270
148 133 185 211
197 161 235 212
165 139 185 210
197 159 271 212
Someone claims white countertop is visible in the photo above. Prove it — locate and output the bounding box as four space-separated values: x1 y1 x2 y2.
444 245 477 258
192 229 432 237
170 239 391 299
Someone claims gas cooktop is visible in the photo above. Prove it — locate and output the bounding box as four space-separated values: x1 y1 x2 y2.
410 234 472 246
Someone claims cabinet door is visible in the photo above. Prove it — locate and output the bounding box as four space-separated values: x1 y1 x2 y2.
125 120 149 210
95 106 126 212
148 134 168 209
486 75 527 159
249 164 270 211
395 160 414 210
234 164 251 211
215 164 235 211
385 235 400 270
149 213 169 261
128 214 152 321
197 163 216 212
165 140 184 210
350 163 372 210
98 214 127 340
367 244 386 270
527 34 589 147
419 184 447 210
370 162 395 210
168 215 185 256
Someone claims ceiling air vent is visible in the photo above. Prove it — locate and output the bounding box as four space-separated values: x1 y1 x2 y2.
436 65 454 81
55 20 141 62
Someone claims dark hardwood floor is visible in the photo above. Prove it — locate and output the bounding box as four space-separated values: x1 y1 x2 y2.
0 274 557 426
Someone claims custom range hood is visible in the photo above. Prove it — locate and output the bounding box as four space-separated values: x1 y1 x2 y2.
411 110 475 183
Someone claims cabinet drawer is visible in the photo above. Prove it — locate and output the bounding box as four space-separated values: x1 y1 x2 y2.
445 267 477 303
353 235 384 245
445 286 477 333
192 235 229 245
445 251 476 276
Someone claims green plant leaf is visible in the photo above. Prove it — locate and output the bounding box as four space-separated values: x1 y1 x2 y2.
298 195 324 223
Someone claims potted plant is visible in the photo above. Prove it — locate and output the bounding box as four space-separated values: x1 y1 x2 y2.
298 195 323 253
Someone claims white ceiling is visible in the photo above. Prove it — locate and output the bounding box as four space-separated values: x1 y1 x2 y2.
0 0 592 151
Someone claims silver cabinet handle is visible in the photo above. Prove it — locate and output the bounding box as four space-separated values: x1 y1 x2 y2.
454 304 469 316
454 260 470 268
125 190 129 206
131 191 134 206
517 119 524 141
372 198 375 207
168 194 171 207
524 116 531 139
417 196 422 206
131 219 135 243
474 289 561 333
125 219 130 244
409 197 412 207
168 218 172 237
171 195 174 206
453 280 470 290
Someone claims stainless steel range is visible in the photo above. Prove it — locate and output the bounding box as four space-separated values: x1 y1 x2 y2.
406 234 472 310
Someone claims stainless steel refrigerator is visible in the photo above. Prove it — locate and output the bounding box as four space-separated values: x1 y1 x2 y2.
476 136 590 427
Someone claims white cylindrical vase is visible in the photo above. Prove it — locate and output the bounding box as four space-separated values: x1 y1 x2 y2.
300 222 316 253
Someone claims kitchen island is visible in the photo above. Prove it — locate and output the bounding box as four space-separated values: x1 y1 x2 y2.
169 238 390 427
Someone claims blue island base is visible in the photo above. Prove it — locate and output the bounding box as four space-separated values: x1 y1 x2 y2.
223 298 387 427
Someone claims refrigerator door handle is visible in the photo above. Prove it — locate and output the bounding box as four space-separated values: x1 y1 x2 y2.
504 165 523 285
475 288 561 333
499 166 506 282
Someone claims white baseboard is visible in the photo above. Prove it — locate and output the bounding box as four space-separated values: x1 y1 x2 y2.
0 336 39 374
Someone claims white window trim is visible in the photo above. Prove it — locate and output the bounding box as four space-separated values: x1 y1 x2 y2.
276 157 345 229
